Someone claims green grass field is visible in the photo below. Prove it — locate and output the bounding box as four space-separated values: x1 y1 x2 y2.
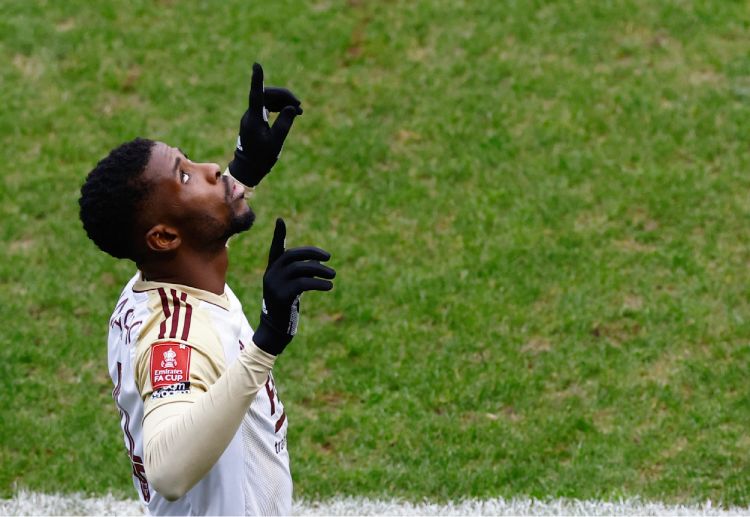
2 0 750 507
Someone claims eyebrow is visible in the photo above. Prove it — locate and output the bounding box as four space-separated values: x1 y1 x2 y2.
172 147 189 178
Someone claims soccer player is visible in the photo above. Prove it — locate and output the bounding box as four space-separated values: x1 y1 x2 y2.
78 64 335 515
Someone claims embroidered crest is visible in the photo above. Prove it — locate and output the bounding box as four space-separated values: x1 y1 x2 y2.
151 342 191 390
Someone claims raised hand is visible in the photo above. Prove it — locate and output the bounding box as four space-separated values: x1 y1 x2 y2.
228 63 303 187
252 218 335 355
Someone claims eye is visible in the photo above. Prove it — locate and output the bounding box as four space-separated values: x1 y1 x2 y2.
180 171 190 184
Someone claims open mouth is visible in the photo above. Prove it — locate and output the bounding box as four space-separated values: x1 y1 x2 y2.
233 183 245 201
227 177 246 202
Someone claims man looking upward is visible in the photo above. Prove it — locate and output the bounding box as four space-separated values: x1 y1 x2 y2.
78 64 335 515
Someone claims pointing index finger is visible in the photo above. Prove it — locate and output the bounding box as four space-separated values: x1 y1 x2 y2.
249 62 265 119
267 217 286 267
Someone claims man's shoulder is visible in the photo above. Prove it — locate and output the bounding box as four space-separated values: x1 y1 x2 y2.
135 290 222 348
131 285 229 393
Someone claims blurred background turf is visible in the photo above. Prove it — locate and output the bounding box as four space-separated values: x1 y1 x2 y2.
2 0 750 505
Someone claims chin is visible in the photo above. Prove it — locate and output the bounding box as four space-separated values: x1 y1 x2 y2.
229 207 255 236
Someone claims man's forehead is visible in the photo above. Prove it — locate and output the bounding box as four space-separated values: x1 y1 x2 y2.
145 142 182 178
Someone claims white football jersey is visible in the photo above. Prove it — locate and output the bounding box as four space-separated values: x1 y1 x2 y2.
107 272 292 516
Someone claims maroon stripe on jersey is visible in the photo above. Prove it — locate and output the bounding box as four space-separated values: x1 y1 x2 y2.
265 377 276 415
157 288 171 339
121 405 135 456
112 362 122 400
112 362 135 455
275 411 286 433
169 289 181 339
113 364 148 502
180 292 192 341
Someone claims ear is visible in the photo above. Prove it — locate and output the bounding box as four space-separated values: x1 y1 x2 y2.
145 224 181 252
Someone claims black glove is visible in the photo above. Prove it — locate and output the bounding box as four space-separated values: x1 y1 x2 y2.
228 63 303 187
252 218 336 355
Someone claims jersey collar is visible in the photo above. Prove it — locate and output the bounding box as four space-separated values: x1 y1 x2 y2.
133 274 231 311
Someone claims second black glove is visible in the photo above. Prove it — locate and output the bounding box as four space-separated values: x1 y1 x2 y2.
252 218 336 355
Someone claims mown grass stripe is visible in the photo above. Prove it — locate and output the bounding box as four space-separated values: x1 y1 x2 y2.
1 492 749 516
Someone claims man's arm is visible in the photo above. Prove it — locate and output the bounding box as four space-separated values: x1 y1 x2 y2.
140 342 275 501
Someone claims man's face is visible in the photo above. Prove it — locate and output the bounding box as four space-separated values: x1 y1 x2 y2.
142 142 254 248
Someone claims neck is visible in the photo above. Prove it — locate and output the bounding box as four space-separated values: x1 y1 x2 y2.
141 246 229 295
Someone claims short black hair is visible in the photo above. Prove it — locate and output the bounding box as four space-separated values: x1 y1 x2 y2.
79 137 156 261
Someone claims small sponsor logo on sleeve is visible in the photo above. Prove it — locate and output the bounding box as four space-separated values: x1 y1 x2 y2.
151 382 191 399
151 342 191 390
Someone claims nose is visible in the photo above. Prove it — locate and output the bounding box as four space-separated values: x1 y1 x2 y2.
204 163 222 183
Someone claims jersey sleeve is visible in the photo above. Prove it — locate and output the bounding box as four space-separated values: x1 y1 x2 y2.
132 304 276 501
135 336 225 415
